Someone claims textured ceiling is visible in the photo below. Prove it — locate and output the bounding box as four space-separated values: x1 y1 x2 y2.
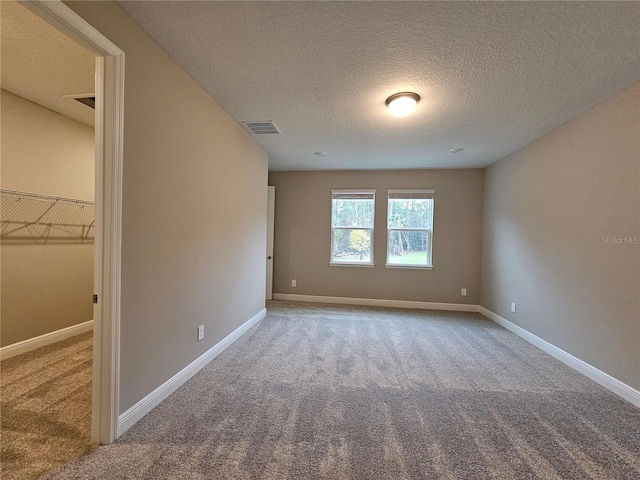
119 1 638 171
1 0 95 127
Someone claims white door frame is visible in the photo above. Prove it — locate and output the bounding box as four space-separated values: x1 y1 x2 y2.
20 0 124 445
266 186 275 300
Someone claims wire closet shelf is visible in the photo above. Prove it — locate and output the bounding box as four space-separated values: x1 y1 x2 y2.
1 189 95 243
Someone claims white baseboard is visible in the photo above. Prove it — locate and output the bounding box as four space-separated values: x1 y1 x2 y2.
117 308 267 437
478 306 640 408
0 320 94 361
272 293 478 312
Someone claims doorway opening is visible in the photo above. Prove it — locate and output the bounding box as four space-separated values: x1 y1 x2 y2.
0 1 123 476
1 5 97 478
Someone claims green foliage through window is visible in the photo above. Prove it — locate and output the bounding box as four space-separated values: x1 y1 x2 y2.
331 192 375 264
387 191 434 267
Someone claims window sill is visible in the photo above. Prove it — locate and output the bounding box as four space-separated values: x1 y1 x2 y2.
330 262 375 268
385 264 433 270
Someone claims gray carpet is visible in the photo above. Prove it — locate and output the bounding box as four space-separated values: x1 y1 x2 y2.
0 331 94 480
48 301 640 479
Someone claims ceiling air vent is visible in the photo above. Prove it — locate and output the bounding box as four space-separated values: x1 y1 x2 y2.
242 121 281 135
74 96 96 109
63 93 96 109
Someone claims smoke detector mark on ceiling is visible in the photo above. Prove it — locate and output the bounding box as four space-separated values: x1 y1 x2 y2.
242 121 281 135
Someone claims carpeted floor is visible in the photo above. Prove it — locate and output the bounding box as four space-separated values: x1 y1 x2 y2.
44 302 640 479
0 331 94 480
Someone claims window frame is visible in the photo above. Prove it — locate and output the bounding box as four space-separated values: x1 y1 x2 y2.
385 189 435 269
330 189 376 267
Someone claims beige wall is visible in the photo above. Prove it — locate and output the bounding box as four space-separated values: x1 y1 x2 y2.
66 2 268 412
1 90 94 346
268 169 484 304
1 90 94 201
481 82 640 390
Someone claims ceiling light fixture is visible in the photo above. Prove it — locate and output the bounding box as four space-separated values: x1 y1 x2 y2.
385 92 420 117
314 152 326 157
450 147 464 153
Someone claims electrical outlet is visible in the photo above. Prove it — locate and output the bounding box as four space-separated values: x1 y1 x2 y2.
291 280 297 287
511 303 517 313
461 288 467 296
197 325 204 341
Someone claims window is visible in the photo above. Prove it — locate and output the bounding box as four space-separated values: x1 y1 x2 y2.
386 190 434 268
330 190 375 266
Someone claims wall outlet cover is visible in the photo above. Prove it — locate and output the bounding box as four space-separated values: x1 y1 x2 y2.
197 325 204 341
511 303 517 313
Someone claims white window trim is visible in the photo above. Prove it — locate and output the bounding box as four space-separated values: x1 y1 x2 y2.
385 264 433 270
329 262 375 268
388 189 435 196
330 189 376 267
385 189 434 269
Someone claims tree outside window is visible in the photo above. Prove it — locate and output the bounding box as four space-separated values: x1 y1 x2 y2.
386 190 434 268
330 190 375 265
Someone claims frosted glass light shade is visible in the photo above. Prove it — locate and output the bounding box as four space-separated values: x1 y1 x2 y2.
386 92 420 117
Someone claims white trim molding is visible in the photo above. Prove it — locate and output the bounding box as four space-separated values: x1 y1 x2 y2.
478 306 640 408
0 321 93 361
118 308 267 436
22 0 125 445
272 293 478 312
